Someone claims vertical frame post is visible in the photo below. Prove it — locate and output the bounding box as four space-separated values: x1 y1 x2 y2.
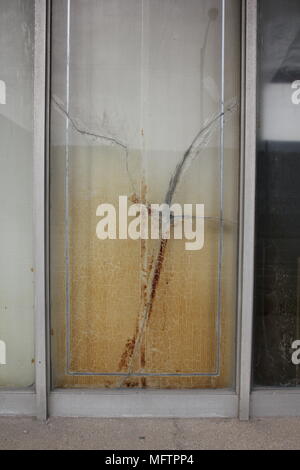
238 0 257 420
34 0 48 420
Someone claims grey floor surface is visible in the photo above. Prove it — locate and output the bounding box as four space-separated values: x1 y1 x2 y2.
0 417 300 450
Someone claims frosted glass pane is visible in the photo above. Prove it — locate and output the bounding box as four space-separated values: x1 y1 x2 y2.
50 0 241 389
0 0 35 387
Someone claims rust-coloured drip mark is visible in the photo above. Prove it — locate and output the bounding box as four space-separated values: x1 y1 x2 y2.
147 238 168 321
129 192 152 216
118 237 168 375
148 254 154 274
128 193 140 204
141 343 146 369
124 380 139 388
118 331 137 370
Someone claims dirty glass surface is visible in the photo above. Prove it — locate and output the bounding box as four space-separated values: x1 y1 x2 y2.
254 0 300 387
0 0 35 387
50 0 241 389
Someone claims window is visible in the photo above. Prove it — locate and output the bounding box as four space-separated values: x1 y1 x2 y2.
50 0 241 390
0 0 35 388
254 0 300 387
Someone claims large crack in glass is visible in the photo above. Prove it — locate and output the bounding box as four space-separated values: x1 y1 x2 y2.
50 0 241 389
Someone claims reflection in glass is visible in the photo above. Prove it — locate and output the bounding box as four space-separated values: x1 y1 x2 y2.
254 0 300 387
0 0 35 387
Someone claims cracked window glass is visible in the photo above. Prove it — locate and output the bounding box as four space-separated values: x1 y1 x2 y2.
254 0 300 387
50 0 241 389
0 0 35 388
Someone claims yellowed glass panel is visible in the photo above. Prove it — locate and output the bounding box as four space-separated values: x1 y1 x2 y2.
50 0 240 389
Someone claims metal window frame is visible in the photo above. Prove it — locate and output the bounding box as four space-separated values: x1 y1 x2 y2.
44 0 249 419
47 0 240 419
238 0 257 421
0 0 48 419
1 0 300 420
240 0 300 419
34 0 48 422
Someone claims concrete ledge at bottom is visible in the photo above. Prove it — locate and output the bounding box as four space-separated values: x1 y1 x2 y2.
0 391 36 416
49 390 238 418
251 390 300 417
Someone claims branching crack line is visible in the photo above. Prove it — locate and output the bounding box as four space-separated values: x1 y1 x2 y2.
164 102 237 206
117 98 239 387
52 95 137 193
